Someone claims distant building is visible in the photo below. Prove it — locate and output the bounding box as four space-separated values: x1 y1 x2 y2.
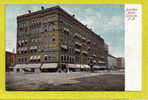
117 57 125 69
108 54 117 69
6 51 16 71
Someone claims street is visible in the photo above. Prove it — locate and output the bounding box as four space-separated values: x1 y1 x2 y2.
6 70 124 91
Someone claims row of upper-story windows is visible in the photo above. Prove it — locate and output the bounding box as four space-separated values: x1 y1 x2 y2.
60 20 99 46
18 23 29 28
31 27 41 34
17 54 57 63
60 20 72 28
17 36 56 48
60 36 74 46
44 35 56 42
30 55 41 62
18 16 57 28
18 24 56 36
43 24 56 32
61 55 74 62
17 40 28 47
31 38 41 43
44 45 56 52
44 54 56 62
17 57 27 63
31 19 41 25
17 46 41 54
61 45 75 54
44 16 57 24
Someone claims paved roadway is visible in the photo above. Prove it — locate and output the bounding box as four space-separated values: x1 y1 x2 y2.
6 70 124 91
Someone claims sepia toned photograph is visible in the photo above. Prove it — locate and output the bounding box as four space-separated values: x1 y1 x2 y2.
5 4 125 91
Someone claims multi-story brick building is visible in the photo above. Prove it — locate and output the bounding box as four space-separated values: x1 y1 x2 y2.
15 6 108 72
6 51 16 71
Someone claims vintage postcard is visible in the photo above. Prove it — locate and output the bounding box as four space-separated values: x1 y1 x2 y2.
0 0 147 99
5 4 141 91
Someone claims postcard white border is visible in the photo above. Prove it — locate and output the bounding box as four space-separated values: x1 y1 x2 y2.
125 4 142 91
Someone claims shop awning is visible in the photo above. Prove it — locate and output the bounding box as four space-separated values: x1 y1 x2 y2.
93 65 101 69
83 65 90 68
41 63 57 69
67 64 77 68
76 64 81 68
98 60 105 64
26 64 41 68
13 64 27 68
93 65 106 69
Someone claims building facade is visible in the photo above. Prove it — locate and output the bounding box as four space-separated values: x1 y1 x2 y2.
108 54 117 69
6 51 16 71
117 57 125 69
15 6 108 72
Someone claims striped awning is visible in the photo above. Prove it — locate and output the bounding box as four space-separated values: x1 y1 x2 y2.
21 48 24 51
93 54 96 57
75 42 82 46
33 56 37 60
82 51 88 54
22 40 25 43
61 45 68 49
30 56 33 60
75 48 80 53
82 37 86 40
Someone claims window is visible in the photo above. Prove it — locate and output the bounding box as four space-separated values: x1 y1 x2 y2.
64 56 66 61
45 29 48 32
44 56 48 61
52 36 56 41
44 54 56 62
61 56 64 62
18 58 21 63
31 50 33 53
24 50 27 54
24 58 27 62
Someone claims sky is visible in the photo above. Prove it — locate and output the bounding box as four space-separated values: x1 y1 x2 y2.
6 4 125 57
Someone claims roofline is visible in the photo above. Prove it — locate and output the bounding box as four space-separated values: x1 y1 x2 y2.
17 5 105 42
6 51 16 54
108 54 117 58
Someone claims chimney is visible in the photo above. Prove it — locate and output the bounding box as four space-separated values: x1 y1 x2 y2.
72 14 75 17
41 6 44 10
28 10 31 14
